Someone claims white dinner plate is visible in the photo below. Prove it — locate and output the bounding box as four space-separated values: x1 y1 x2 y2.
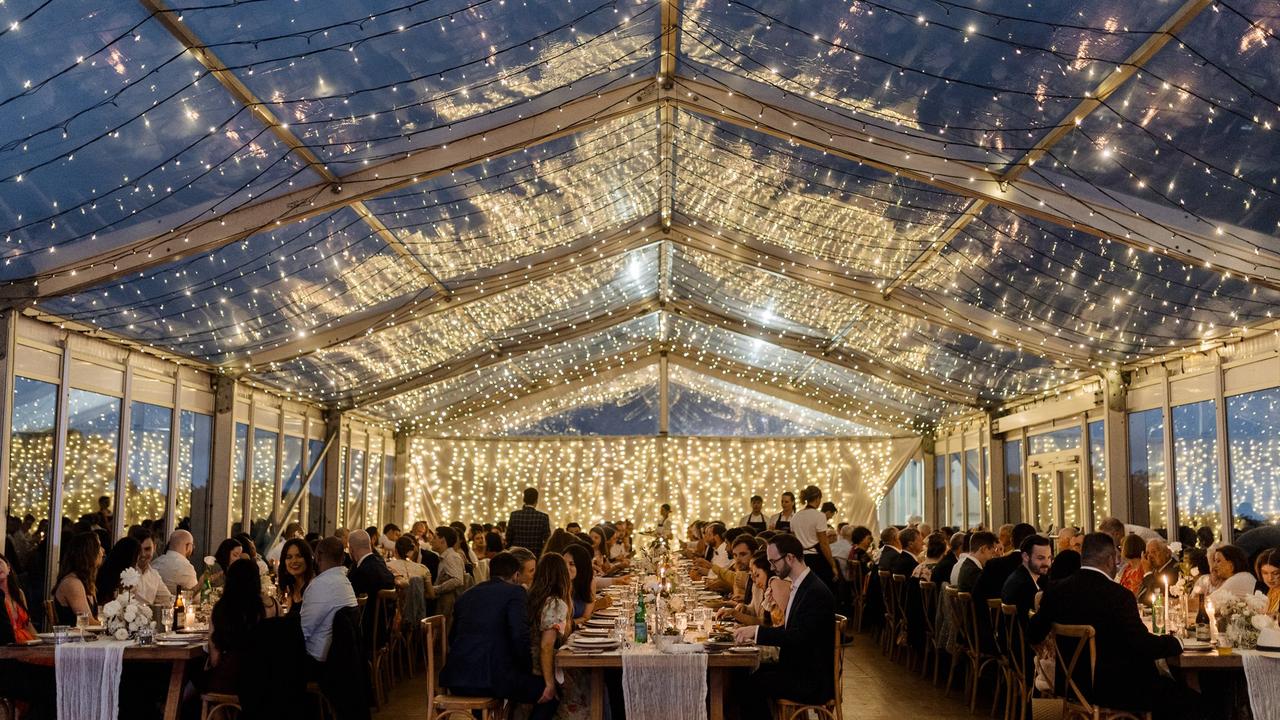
727 645 758 653
572 635 618 645
1180 640 1212 651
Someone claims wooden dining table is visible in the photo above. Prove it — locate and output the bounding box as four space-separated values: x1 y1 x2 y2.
556 646 760 720
0 641 206 720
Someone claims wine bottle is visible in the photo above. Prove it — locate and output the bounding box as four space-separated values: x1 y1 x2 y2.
1195 601 1210 642
173 593 184 632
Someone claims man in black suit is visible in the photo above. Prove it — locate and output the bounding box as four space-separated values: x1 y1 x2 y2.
1137 538 1181 606
734 534 836 720
955 531 998 593
1029 533 1207 720
1001 534 1052 620
972 524 1037 650
889 528 922 576
877 527 901 571
506 487 551 553
440 552 551 716
347 529 396 597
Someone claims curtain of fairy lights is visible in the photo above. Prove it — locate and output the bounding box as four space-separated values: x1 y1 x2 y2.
407 435 920 535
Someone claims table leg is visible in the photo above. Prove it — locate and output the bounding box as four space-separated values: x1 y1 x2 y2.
162 659 186 720
590 667 605 720
710 668 725 720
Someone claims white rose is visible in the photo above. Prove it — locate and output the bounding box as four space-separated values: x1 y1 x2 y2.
1169 583 1183 598
102 600 122 618
1245 592 1269 613
203 556 217 567
1253 614 1274 631
1169 542 1183 555
1190 567 1200 577
120 567 141 589
114 628 129 641
124 606 137 621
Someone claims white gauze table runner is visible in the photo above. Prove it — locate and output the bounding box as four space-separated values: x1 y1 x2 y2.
1242 652 1280 720
621 647 708 720
55 640 127 720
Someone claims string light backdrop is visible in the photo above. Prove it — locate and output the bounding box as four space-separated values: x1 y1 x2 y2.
407 435 920 534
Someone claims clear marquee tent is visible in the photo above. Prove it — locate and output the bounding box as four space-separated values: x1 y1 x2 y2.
1 0 1279 564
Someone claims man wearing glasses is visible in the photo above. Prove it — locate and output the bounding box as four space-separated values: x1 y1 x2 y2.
733 534 836 720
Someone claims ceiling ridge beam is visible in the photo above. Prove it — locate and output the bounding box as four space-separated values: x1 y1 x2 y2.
880 0 1213 297
238 218 663 370
664 297 981 406
11 75 660 298
342 298 660 408
668 222 1095 367
670 74 1280 293
789 307 867 384
657 0 681 228
139 0 450 296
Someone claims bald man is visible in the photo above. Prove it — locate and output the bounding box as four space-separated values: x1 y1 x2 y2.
347 529 395 598
152 529 198 596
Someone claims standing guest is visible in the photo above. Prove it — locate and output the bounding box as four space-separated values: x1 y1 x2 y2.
97 537 142 601
1028 533 1206 720
733 534 836 720
152 529 199 597
1210 544 1256 598
347 530 395 598
1117 534 1146 597
877 527 902 571
792 485 839 588
1256 549 1280 613
509 547 538 590
126 527 170 605
0 553 37 643
769 492 797 532
431 527 467 622
277 538 316 613
388 536 431 583
439 552 546 713
1138 538 1181 604
1002 534 1052 619
300 538 358 663
953 531 997 592
205 559 280 693
507 488 552 554
527 554 572 718
53 532 104 625
891 528 923 576
742 496 769 534
654 504 674 541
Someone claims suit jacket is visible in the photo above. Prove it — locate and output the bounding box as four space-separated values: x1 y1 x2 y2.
1137 560 1181 606
890 550 918 577
877 546 900 572
931 553 958 585
757 571 836 705
440 580 532 698
349 553 396 598
975 553 1021 605
955 557 982 593
505 506 551 554
1000 564 1040 620
1028 568 1182 711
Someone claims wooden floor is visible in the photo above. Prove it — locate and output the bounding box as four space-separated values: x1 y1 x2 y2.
375 636 977 719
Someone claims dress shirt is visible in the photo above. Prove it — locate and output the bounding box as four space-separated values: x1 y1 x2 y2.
388 557 430 581
151 550 198 596
1080 565 1115 582
710 542 731 569
790 508 827 554
950 553 973 586
300 566 358 661
782 567 810 624
133 566 171 605
435 547 466 595
654 515 672 540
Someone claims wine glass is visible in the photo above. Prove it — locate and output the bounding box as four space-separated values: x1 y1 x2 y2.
675 612 689 640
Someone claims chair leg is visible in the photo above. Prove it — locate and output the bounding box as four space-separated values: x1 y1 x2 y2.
945 650 962 698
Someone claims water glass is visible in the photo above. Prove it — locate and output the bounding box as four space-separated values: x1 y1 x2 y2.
675 612 689 639
159 607 174 631
136 624 155 647
75 612 91 636
52 625 70 644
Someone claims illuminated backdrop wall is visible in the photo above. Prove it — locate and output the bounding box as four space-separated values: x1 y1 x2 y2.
407 435 921 534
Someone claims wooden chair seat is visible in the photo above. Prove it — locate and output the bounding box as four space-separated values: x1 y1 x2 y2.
199 692 241 720
435 695 504 709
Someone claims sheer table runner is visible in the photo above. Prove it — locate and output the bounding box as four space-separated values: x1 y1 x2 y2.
55 639 127 720
621 647 708 720
1241 651 1280 720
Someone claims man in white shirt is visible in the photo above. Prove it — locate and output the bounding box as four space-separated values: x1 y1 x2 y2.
301 537 358 662
430 526 467 621
128 528 171 606
701 522 731 569
151 529 198 597
791 485 838 589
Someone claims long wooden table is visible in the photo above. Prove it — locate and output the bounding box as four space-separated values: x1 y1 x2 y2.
556 647 759 720
0 641 206 720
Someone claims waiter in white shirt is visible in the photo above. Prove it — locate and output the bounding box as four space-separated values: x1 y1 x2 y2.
790 485 839 590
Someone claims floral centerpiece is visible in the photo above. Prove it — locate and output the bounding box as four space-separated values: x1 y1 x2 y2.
101 567 155 641
1209 589 1271 649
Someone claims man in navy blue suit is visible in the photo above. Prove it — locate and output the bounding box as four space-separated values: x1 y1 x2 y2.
734 533 836 720
440 552 549 716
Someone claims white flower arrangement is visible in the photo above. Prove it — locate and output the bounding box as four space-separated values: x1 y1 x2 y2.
1210 590 1270 649
101 566 154 641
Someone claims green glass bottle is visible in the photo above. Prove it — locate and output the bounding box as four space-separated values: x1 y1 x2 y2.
634 598 648 644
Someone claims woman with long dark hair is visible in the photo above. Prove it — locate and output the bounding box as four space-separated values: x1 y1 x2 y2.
207 538 244 590
53 532 104 625
527 554 572 716
276 538 315 613
96 537 141 601
561 543 612 625
207 558 279 692
0 553 36 643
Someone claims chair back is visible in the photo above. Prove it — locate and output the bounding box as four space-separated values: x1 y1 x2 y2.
890 573 908 627
43 600 56 632
422 615 447 703
985 597 1004 657
919 581 937 638
1047 623 1098 710
833 614 847 708
878 570 895 620
955 591 979 657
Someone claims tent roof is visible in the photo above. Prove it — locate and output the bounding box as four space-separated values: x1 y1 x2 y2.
3 0 1279 434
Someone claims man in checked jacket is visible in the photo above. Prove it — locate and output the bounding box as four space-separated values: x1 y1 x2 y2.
506 487 551 554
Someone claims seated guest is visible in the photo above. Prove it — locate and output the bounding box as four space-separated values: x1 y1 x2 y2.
733 534 836 720
1029 533 1206 720
509 547 538 590
277 538 316 613
206 559 280 693
1046 549 1081 589
265 522 305 566
0 553 37 643
830 525 853 580
388 535 432 583
127 526 170 605
1 552 52 718
53 532 104 625
703 536 756 601
912 533 947 580
1002 534 1052 619
932 532 965 585
846 526 874 583
430 526 467 621
1210 544 1256 598
1117 534 1146 597
975 523 1037 606
1138 538 1181 604
234 533 268 577
208 538 245 589
590 525 623 575
347 530 395 598
891 528 923 576
529 554 573 719
97 537 141 601
562 543 610 626
877 527 901 570
718 552 784 627
483 531 505 560
300 537 358 662
1056 527 1082 555
954 531 998 593
440 552 546 712
1257 549 1280 613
